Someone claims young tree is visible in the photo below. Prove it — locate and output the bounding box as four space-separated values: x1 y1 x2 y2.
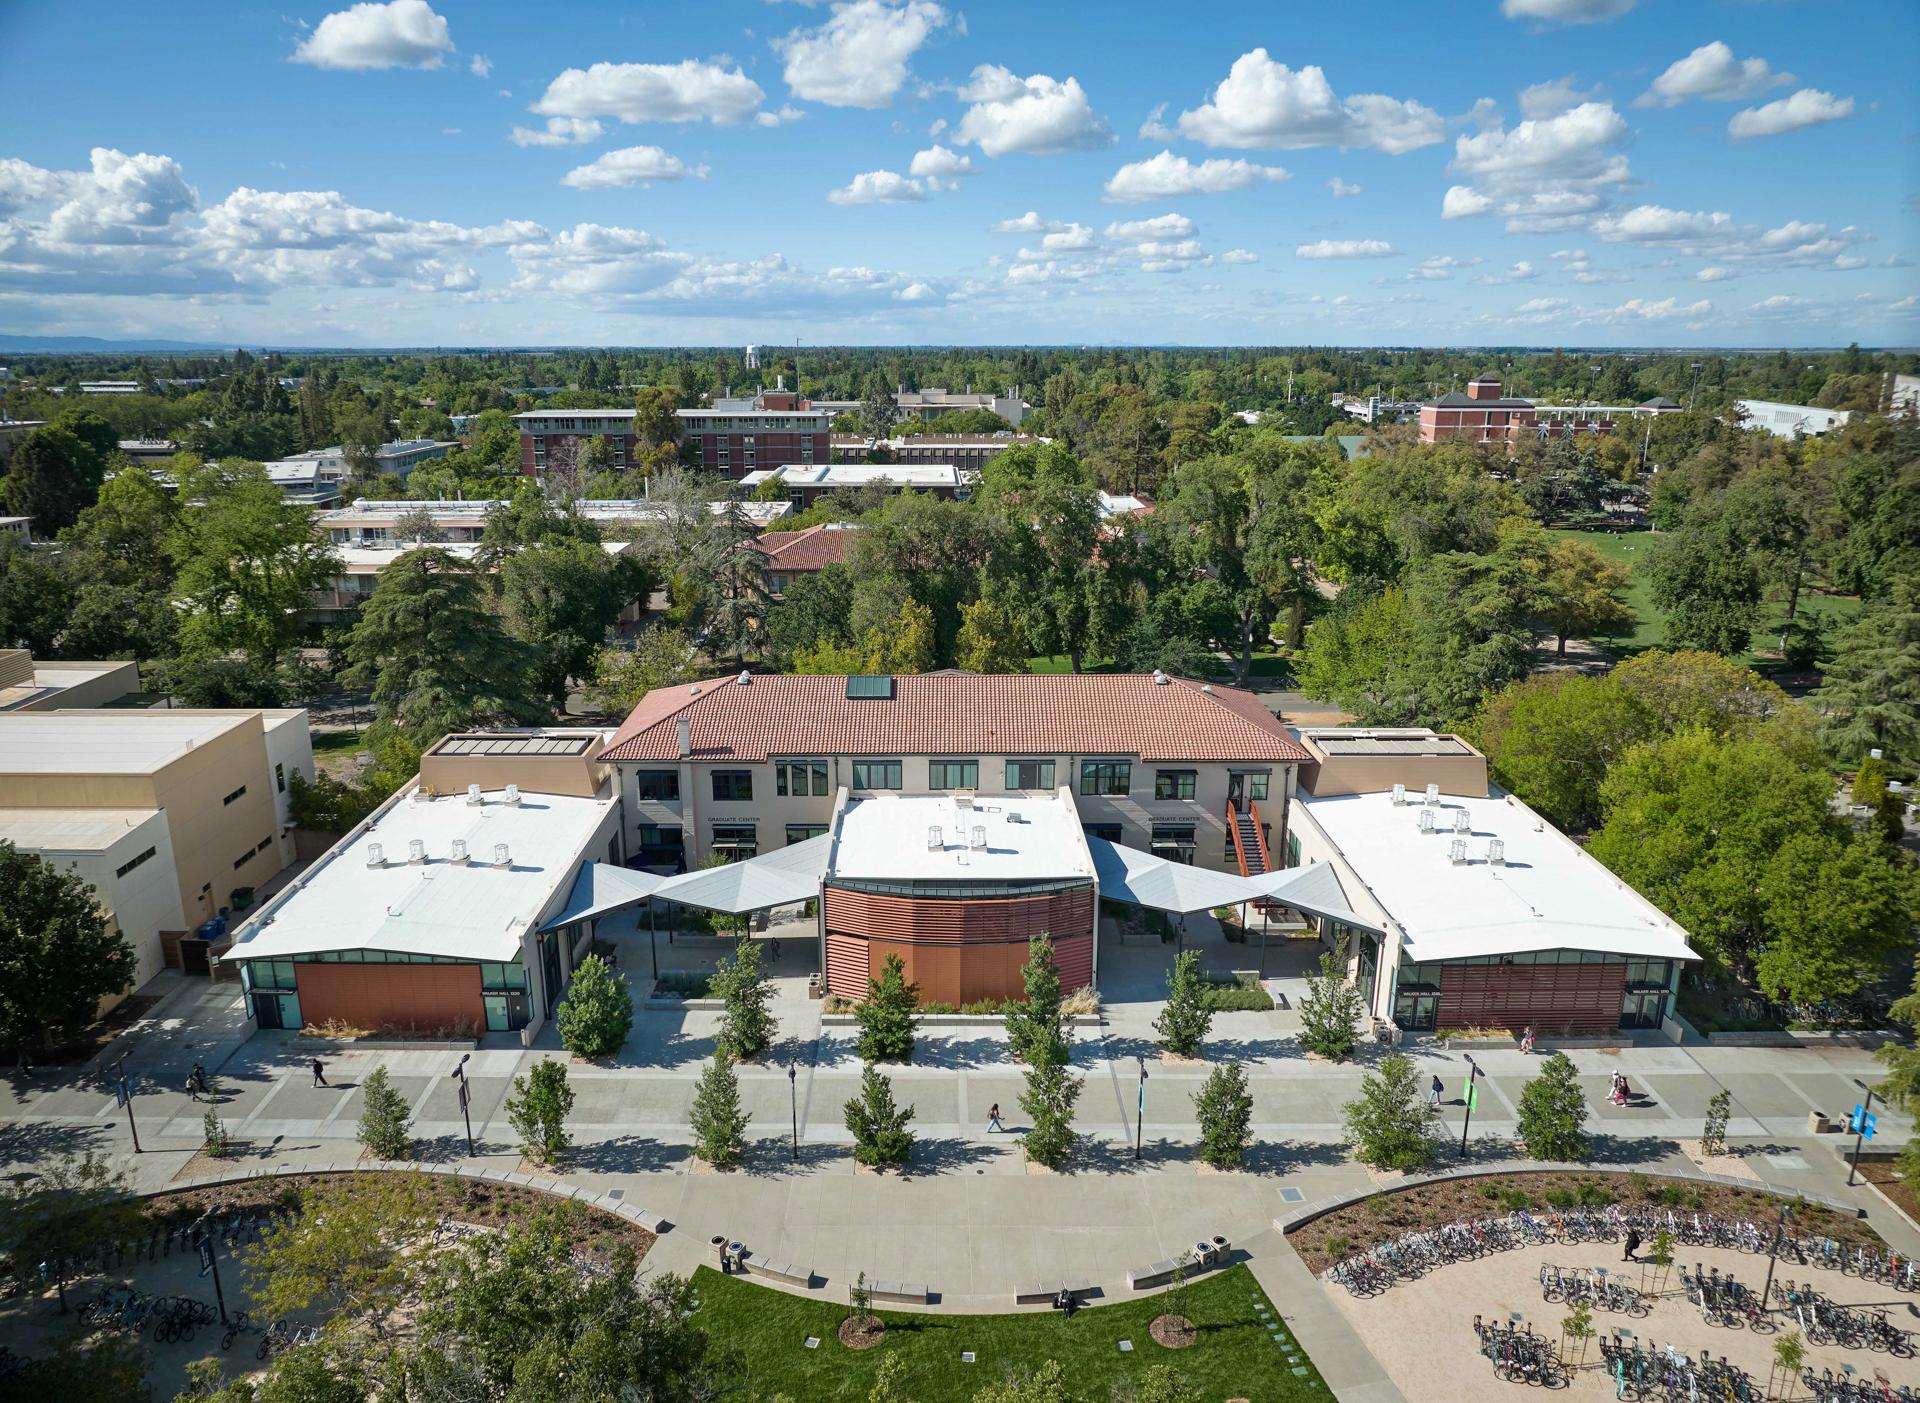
1297 951 1365 1061
554 953 633 1060
1701 1088 1731 1157
1192 1063 1255 1169
971 1359 1075 1403
355 1066 412 1160
1341 1053 1434 1171
710 937 776 1061
201 1109 234 1158
1154 949 1214 1058
689 1054 750 1168
858 367 901 444
844 1064 915 1168
505 1060 575 1167
1005 934 1068 1067
1019 1056 1082 1169
855 953 920 1064
0 842 138 1053
1132 1365 1204 1403
1537 537 1635 656
1515 1053 1590 1161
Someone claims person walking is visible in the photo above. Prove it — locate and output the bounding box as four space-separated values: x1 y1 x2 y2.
190 1060 208 1099
1623 1227 1642 1263
186 1071 201 1103
987 1102 1004 1133
1428 1075 1444 1111
1520 1025 1536 1055
311 1057 328 1088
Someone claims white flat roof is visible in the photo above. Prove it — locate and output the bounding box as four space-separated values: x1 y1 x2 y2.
0 807 164 851
335 541 628 573
0 712 254 775
1297 788 1698 964
226 782 616 963
828 791 1092 883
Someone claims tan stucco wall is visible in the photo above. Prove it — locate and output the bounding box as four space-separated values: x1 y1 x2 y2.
1299 750 1488 799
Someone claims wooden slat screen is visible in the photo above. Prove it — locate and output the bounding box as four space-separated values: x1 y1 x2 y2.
823 886 1093 944
1437 961 1626 1035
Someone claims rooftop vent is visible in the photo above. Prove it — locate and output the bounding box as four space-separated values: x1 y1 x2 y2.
504 783 521 807
466 783 483 806
1152 670 1170 685
737 670 751 685
1417 809 1437 834
450 839 470 865
927 825 943 850
365 841 386 868
970 825 987 850
1449 837 1468 865
1423 783 1440 806
1007 811 1025 824
1488 838 1506 866
1201 684 1213 693
407 838 426 865
1452 808 1471 834
1390 782 1407 806
492 842 510 868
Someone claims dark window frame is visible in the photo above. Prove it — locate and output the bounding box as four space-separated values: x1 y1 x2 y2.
1006 759 1056 790
1155 769 1197 801
1079 759 1132 796
635 769 681 802
711 769 754 802
928 758 980 790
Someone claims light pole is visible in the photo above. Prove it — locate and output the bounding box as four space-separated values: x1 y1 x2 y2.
1760 1202 1791 1319
111 1052 141 1154
1687 362 1703 411
450 1053 473 1157
788 1061 799 1163
1846 1078 1876 1187
192 1210 229 1325
1459 1054 1480 1157
1135 1056 1148 1162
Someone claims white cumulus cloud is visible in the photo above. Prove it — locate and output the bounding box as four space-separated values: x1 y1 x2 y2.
1519 76 1597 120
1501 0 1635 24
774 0 947 110
532 60 766 126
1166 50 1443 154
509 117 605 148
827 169 928 205
1219 248 1259 264
908 144 974 186
1103 213 1196 240
1638 42 1791 108
1328 177 1362 198
1443 102 1631 231
560 146 706 190
954 66 1112 157
1295 239 1395 259
1728 89 1854 140
293 0 452 70
1102 151 1289 203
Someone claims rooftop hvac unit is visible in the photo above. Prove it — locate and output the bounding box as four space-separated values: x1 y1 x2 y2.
927 825 943 850
492 843 510 868
970 825 987 850
1390 782 1407 806
1448 838 1468 865
466 783 483 806
504 783 521 807
737 670 751 685
450 839 470 865
1452 808 1471 834
1417 809 1437 834
1423 783 1440 806
1488 838 1506 866
365 841 385 868
1007 811 1024 824
407 838 426 865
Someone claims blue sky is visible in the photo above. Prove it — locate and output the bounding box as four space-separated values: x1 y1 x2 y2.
0 0 1914 347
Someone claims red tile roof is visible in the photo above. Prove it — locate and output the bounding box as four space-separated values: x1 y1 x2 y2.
748 524 859 573
602 673 1310 764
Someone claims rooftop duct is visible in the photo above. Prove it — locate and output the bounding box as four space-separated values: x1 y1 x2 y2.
450 839 470 865
407 839 426 865
504 784 521 807
466 783 483 806
1448 837 1468 865
365 842 385 868
1390 782 1407 806
493 843 511 868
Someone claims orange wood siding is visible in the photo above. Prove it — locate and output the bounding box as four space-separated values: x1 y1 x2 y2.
823 886 1093 943
294 962 484 1034
1437 962 1626 1035
821 881 1096 1003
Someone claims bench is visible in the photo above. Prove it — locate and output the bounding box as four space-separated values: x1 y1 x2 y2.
1127 1241 1227 1292
1015 1276 1091 1306
868 1279 930 1305
743 1254 814 1288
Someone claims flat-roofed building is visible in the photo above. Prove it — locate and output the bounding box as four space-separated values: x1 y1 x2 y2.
831 433 1047 469
678 389 832 481
0 517 30 543
1285 727 1698 1036
511 408 640 477
737 462 975 508
117 439 180 465
307 539 640 622
221 730 622 1040
1735 399 1854 438
0 650 140 712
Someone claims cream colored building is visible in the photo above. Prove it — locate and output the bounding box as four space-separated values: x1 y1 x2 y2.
0 650 140 712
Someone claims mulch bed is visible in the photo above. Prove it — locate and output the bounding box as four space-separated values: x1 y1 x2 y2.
1287 1169 1884 1274
1 994 163 1066
838 1314 886 1350
1149 1313 1195 1348
1858 1162 1920 1228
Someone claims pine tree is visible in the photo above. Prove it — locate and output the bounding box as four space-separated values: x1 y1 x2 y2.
555 954 633 1060
845 1065 915 1168
505 1060 574 1167
1019 1056 1081 1169
855 954 920 1064
690 1054 750 1168
710 937 776 1060
1154 950 1214 1058
1297 951 1365 1060
1192 1063 1255 1169
1516 1052 1590 1161
1341 1053 1434 1171
1006 934 1067 1067
355 1066 412 1160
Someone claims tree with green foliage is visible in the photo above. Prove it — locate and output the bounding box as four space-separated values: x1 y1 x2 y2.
1297 952 1365 1061
845 1064 916 1168
354 1066 412 1160
54 467 179 663
1702 1088 1731 1156
554 954 633 1059
1812 579 1920 769
1154 949 1214 1058
505 1060 574 1167
0 1151 141 1299
976 442 1104 672
0 530 72 656
1019 1055 1082 1169
1537 537 1635 656
1192 1062 1255 1169
856 953 919 1064
1515 1052 1590 1160
765 562 857 663
846 491 993 665
971 1358 1076 1403
1848 756 1910 846
342 546 547 748
1610 648 1791 734
690 1053 750 1168
858 367 902 444
1342 1053 1434 1171
3 424 103 530
955 595 1033 674
0 842 138 1053
1644 519 1763 655
201 1108 234 1158
582 624 702 715
1472 672 1655 833
1005 934 1068 1067
710 936 776 1061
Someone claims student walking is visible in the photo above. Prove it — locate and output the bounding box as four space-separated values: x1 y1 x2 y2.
186 1071 201 1103
1623 1227 1642 1263
1520 1025 1536 1055
1428 1075 1444 1111
190 1061 209 1099
987 1102 1004 1133
311 1057 328 1088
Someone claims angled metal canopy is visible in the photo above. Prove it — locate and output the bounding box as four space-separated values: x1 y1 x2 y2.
651 833 832 914
1085 835 1380 931
539 863 668 932
1245 862 1383 934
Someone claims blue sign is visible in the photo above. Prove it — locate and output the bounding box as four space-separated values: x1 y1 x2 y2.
197 1238 214 1278
1863 1113 1877 1140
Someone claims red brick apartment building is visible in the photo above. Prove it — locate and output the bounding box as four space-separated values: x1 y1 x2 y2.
679 390 833 481
1419 377 1682 447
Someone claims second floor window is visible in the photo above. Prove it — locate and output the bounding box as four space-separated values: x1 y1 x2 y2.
1080 760 1131 796
712 770 753 802
635 769 680 802
1155 769 1197 801
1006 759 1055 790
929 758 979 790
851 759 902 790
775 760 829 797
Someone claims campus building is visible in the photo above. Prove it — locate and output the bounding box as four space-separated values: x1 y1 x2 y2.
601 671 1307 877
221 730 622 1039
747 523 860 594
678 389 833 481
1286 728 1699 1035
0 650 139 712
736 462 976 508
1418 377 1684 446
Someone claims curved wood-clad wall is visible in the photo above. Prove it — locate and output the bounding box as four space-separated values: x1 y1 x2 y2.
822 883 1094 1002
824 886 1093 943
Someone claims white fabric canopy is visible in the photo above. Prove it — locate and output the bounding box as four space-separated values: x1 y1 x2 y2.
539 863 668 931
651 834 831 914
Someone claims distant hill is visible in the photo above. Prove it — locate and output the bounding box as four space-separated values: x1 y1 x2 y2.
0 334 238 354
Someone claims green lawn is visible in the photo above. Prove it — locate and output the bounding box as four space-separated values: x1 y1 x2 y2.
310 727 368 754
1025 654 1121 675
689 1262 1326 1401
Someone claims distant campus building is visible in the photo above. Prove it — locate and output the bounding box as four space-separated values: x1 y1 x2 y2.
1419 377 1684 446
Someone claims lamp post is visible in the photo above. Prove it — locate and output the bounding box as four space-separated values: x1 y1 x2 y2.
1760 1202 1791 1320
1846 1079 1876 1187
111 1052 141 1154
450 1053 473 1156
1135 1056 1148 1162
1459 1054 1480 1157
788 1062 799 1163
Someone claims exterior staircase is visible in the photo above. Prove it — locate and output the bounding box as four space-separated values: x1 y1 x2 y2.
1228 798 1271 878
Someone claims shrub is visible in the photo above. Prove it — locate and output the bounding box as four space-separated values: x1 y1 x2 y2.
355 1065 412 1160
1298 952 1365 1060
1702 1088 1731 1156
690 1054 749 1169
201 1110 234 1159
855 954 919 1064
555 954 633 1059
1192 1063 1254 1169
505 1060 574 1166
1154 950 1214 1058
1516 1052 1590 1161
710 937 776 1061
844 1064 915 1168
1005 934 1067 1067
1342 1053 1434 1171
1019 1056 1081 1169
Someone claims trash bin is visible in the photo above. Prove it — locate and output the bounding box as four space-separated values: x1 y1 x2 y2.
727 1241 745 1273
1211 1234 1230 1261
711 1235 727 1270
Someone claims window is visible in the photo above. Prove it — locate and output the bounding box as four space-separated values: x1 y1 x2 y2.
929 758 979 790
1080 760 1131 796
1082 823 1123 842
1243 772 1270 802
1155 770 1197 801
1287 831 1302 867
636 824 683 858
275 763 286 794
479 961 529 991
248 958 297 990
233 848 255 870
1006 759 1055 790
635 770 680 802
222 784 248 806
711 769 754 802
1150 824 1197 864
786 823 828 843
851 759 902 790
711 823 758 860
257 836 274 853
775 760 830 797
846 675 895 699
114 846 157 880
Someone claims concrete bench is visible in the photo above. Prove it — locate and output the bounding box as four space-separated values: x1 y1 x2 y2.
744 1254 814 1288
869 1279 930 1304
1014 1277 1091 1306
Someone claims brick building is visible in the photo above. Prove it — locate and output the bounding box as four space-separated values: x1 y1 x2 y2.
678 389 832 481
